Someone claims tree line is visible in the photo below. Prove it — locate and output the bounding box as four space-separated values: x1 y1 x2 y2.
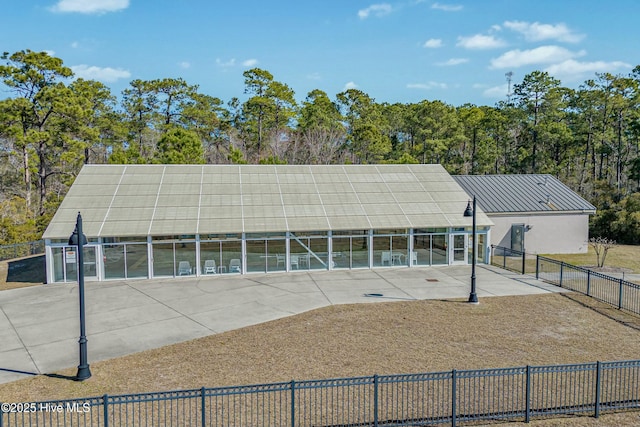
1 49 639 244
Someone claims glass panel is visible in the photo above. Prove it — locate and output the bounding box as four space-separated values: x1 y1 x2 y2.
477 234 486 263
104 245 125 279
246 240 265 273
290 237 308 271
374 229 406 235
352 235 369 268
266 239 286 272
412 234 430 266
332 230 368 236
52 247 65 282
200 241 221 275
432 235 448 265
222 240 242 274
175 242 196 276
83 246 97 278
65 246 78 282
126 244 148 278
308 238 328 270
453 234 466 262
153 243 174 277
373 236 391 267
331 237 350 269
391 235 408 266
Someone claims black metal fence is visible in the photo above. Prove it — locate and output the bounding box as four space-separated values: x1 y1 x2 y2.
2 360 640 426
536 255 640 316
491 244 640 317
0 240 44 262
490 245 529 274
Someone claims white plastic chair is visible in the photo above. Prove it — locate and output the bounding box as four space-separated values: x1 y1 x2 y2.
203 259 216 274
276 253 286 268
178 261 191 275
381 251 391 266
229 259 241 273
290 255 299 270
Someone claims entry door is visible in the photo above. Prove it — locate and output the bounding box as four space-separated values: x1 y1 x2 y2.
511 224 525 252
450 234 467 264
63 245 98 282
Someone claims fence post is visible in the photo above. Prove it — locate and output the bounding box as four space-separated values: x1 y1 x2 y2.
559 262 564 287
1 401 4 427
521 251 526 274
595 362 601 419
525 366 531 423
535 256 539 279
201 387 206 427
103 394 109 427
451 369 457 427
586 270 591 296
618 279 624 309
373 374 379 427
291 380 296 427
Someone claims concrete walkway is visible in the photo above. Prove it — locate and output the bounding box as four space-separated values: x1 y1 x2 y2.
0 265 564 384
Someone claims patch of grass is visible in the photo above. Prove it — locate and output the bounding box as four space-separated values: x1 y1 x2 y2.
2 293 640 426
543 244 640 273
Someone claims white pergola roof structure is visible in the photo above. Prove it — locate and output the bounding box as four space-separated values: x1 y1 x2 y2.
43 164 492 239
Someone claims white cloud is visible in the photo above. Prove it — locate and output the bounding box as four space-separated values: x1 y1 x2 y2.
71 64 131 82
457 34 506 49
242 59 258 67
490 45 585 69
44 50 56 57
307 72 322 80
437 58 468 66
50 0 129 14
178 61 191 69
216 58 236 68
423 38 443 48
482 83 509 99
504 20 585 43
431 2 463 11
545 59 631 80
71 41 79 49
358 3 392 19
343 81 358 90
407 81 448 90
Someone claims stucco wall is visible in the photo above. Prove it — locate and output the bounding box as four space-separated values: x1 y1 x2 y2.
489 213 590 254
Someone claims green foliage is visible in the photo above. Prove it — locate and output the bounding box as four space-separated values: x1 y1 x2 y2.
154 127 205 164
2 48 640 243
227 145 247 164
0 197 39 243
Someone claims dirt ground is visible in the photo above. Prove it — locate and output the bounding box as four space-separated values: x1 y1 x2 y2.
1 291 640 426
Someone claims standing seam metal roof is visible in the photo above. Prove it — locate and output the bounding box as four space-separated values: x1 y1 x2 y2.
452 174 596 214
43 164 492 239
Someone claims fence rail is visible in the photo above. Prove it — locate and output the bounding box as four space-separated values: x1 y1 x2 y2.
491 245 640 318
2 360 640 426
0 240 44 262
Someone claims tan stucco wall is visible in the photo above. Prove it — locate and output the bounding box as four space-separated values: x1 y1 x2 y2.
489 213 590 254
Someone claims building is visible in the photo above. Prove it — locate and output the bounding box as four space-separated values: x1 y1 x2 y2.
42 164 492 283
452 174 596 254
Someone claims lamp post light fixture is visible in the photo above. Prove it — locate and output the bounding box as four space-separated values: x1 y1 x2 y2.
69 212 92 381
463 196 479 304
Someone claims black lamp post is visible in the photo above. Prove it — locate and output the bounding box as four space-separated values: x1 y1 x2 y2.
463 197 479 304
69 212 92 381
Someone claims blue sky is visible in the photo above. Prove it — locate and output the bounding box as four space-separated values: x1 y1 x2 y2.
2 0 638 107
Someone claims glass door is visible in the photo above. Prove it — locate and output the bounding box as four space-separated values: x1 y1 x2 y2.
451 234 467 264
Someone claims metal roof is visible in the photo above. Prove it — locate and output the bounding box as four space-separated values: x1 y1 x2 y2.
43 164 492 239
452 174 596 214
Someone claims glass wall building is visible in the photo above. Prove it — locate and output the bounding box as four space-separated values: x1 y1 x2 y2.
43 164 492 283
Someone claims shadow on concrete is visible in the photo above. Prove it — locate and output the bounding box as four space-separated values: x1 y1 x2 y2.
0 368 79 382
6 255 46 284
